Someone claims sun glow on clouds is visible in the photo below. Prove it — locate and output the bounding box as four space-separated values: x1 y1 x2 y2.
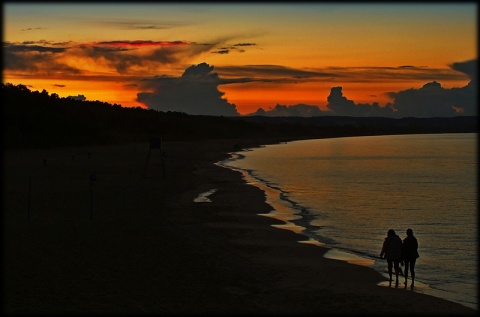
3 3 477 117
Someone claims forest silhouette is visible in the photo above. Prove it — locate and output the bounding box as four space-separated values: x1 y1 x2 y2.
3 83 477 150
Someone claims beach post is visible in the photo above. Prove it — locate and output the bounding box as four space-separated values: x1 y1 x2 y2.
142 136 166 178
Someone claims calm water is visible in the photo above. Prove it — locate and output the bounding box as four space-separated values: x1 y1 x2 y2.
219 133 477 310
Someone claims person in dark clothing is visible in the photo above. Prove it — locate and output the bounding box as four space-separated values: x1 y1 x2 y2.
380 229 403 287
401 228 420 289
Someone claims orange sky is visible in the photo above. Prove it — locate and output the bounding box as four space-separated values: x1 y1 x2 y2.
3 3 477 116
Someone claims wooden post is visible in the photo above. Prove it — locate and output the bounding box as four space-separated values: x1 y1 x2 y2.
143 137 165 178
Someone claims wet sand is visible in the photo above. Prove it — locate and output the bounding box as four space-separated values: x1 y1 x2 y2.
3 139 477 314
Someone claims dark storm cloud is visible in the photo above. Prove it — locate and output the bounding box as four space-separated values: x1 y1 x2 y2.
136 62 239 116
250 104 325 117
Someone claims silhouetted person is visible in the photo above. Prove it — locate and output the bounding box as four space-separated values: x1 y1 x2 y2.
401 228 419 290
380 229 403 287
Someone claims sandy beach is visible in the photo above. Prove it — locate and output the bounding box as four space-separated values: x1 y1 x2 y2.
3 139 477 315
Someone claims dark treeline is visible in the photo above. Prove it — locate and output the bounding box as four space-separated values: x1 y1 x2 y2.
2 83 477 149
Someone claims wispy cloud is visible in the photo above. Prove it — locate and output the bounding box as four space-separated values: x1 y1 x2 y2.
95 19 186 30
214 64 471 84
215 65 338 82
20 27 46 32
93 40 192 47
3 39 217 77
211 42 257 54
233 43 256 47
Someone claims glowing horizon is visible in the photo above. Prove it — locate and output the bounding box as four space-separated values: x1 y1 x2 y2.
3 3 477 116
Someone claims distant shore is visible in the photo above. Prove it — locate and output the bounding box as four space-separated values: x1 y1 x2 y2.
3 138 477 314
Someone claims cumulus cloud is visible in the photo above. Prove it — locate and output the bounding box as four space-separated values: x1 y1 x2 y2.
391 80 476 117
327 87 396 117
250 104 325 117
326 80 476 118
136 62 239 116
254 58 476 118
322 58 477 118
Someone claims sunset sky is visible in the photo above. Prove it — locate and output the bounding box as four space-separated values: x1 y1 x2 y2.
3 2 477 117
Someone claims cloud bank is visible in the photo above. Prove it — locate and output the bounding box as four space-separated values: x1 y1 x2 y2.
254 59 477 118
3 38 475 118
137 62 239 116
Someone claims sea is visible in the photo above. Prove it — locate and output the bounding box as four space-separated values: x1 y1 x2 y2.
216 133 477 310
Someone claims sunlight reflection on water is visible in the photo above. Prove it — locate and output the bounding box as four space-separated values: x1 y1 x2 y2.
219 133 477 310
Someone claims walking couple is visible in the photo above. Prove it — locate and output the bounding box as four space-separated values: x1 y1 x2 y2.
380 228 420 289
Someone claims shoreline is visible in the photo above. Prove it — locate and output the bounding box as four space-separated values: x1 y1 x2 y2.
215 139 477 311
4 138 477 314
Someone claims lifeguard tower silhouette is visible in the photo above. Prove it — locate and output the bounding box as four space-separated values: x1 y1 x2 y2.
142 136 166 178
